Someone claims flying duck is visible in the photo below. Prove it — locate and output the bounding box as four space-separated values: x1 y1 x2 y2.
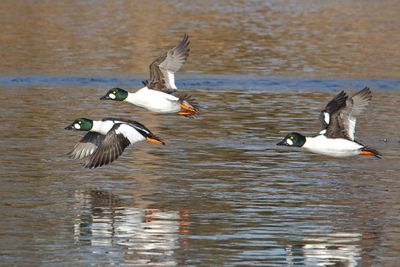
100 34 199 118
65 118 165 168
277 87 382 158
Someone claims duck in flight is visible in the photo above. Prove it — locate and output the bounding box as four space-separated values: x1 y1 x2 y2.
277 87 382 158
100 34 199 118
65 118 165 168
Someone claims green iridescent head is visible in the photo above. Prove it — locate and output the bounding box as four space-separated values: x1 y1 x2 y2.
277 132 306 147
100 88 128 101
65 118 93 131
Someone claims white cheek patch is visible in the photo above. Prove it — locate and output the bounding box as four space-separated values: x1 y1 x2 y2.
74 123 81 129
287 139 293 145
109 93 116 99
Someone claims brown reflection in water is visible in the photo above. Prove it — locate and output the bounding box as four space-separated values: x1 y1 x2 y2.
0 1 399 78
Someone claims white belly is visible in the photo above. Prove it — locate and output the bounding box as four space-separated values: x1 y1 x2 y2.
303 135 363 157
126 88 180 113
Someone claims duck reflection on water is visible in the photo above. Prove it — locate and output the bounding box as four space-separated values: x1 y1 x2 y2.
73 189 190 263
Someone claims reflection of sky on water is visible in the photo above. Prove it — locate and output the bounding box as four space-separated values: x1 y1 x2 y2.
73 189 190 265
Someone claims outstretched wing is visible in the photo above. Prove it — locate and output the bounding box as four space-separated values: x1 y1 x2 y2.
324 87 372 140
338 87 372 140
69 132 105 159
148 34 190 93
84 124 131 169
319 90 348 133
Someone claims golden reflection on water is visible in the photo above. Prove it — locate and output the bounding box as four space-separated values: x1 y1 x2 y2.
0 1 399 78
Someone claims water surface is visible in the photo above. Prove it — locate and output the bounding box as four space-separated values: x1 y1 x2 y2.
0 1 399 78
1 77 400 266
1 0 400 266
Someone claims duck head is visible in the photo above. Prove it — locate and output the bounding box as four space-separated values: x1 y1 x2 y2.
100 88 128 101
65 118 93 131
277 132 306 147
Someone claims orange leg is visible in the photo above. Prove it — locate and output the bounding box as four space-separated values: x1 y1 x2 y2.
146 137 165 145
179 102 195 112
360 150 375 156
178 110 196 116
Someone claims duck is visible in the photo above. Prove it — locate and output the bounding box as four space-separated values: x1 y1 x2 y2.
100 34 199 118
277 87 382 158
65 117 165 168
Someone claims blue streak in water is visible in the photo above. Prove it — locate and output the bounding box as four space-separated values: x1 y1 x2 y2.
0 75 399 91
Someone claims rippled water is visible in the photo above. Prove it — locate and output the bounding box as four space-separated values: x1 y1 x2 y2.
1 0 400 266
1 77 400 266
0 1 399 78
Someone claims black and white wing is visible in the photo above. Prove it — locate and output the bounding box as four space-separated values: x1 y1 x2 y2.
147 34 190 93
102 118 165 144
319 90 348 134
84 123 146 169
69 132 105 159
110 119 166 144
324 87 372 140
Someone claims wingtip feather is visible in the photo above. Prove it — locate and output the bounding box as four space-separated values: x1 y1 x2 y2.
352 86 372 100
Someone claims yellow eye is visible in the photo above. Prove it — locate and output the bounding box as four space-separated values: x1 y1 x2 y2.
113 90 116 94
78 121 82 124
290 136 294 140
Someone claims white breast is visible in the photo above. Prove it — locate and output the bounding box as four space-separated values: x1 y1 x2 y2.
125 87 180 113
91 120 115 135
303 135 363 157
